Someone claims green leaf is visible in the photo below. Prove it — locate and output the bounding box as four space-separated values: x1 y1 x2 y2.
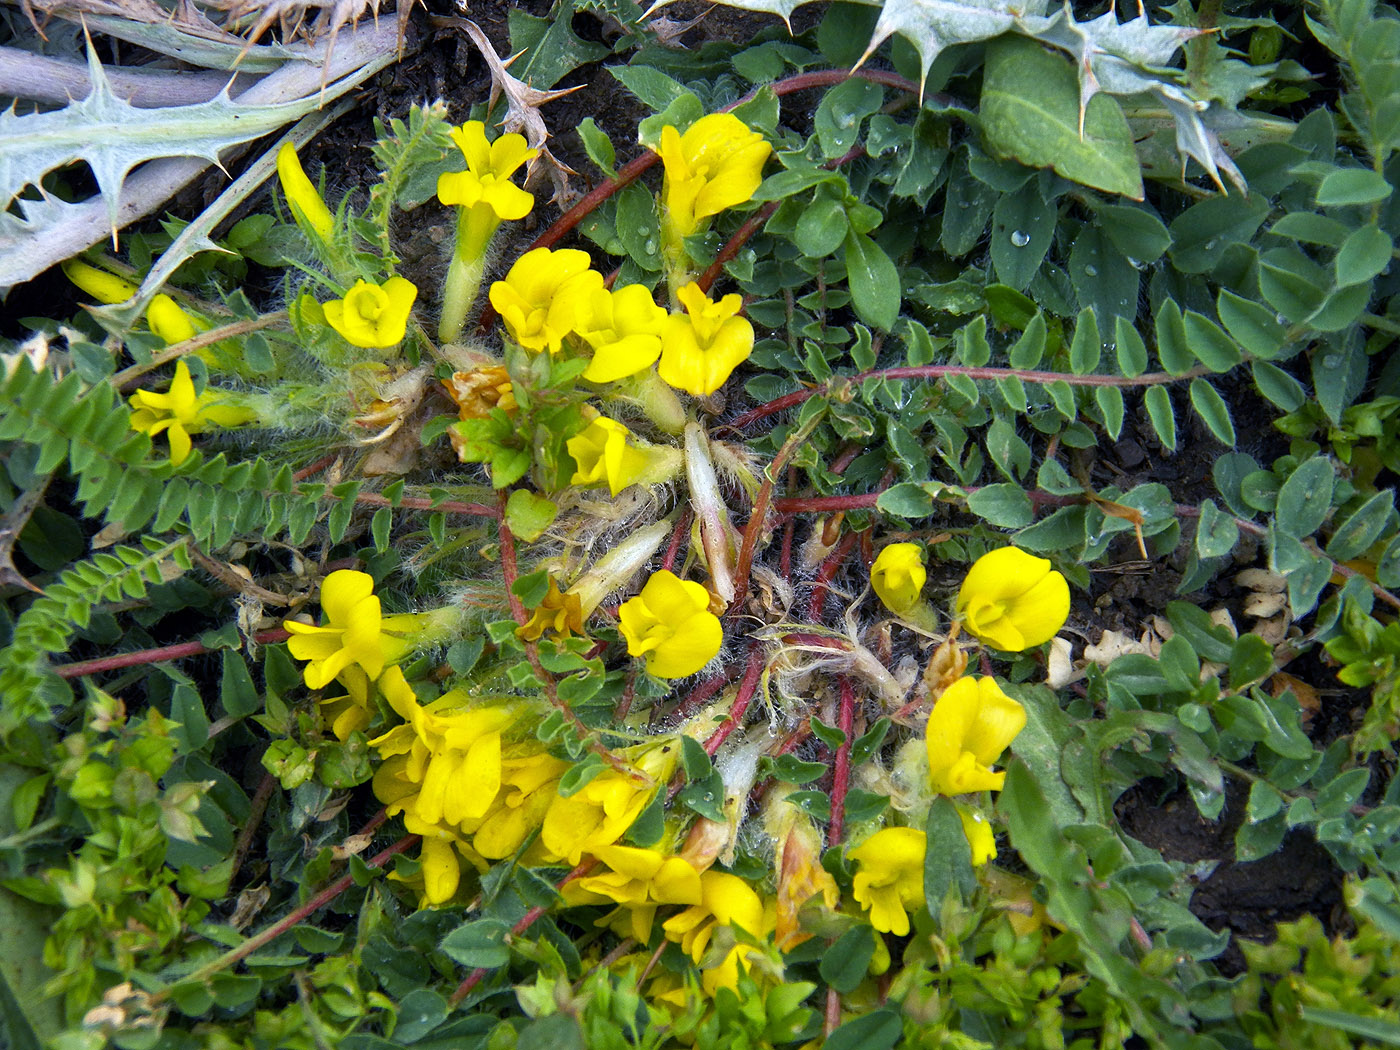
819 925 876 993
1326 490 1395 561
824 1009 902 1050
1007 311 1046 369
925 796 976 911
504 489 558 543
614 183 662 271
608 65 690 111
1315 167 1393 206
1154 299 1192 375
1068 307 1101 374
1182 311 1242 371
1195 499 1239 558
990 180 1056 292
440 918 511 970
814 77 884 158
980 36 1143 198
1096 203 1170 262
1252 360 1306 411
1299 1007 1400 1047
1144 385 1176 451
1069 225 1139 325
793 195 849 258
576 117 616 176
1218 290 1286 360
967 483 1033 528
1114 315 1147 377
844 229 900 331
1334 223 1393 287
1275 456 1335 539
680 735 712 780
1095 386 1125 440
1189 378 1235 445
876 481 933 519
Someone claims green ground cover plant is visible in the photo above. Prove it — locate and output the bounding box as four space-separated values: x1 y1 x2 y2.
2 0 1400 1047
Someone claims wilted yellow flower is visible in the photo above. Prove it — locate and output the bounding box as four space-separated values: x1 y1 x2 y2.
658 282 754 397
562 844 703 943
323 276 418 349
577 284 668 383
956 546 1070 651
276 141 335 244
516 577 585 642
567 415 652 497
618 570 723 679
925 676 1025 796
541 744 674 864
847 827 926 936
128 359 254 464
369 669 518 830
490 247 603 354
763 788 840 950
443 366 517 419
871 543 926 615
437 122 537 223
658 113 770 241
282 570 425 690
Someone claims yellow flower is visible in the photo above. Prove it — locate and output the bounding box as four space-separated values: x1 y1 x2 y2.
662 870 764 962
568 415 652 497
62 258 138 304
516 577 585 642
658 113 770 241
618 570 723 679
145 295 198 345
541 744 674 864
128 359 254 464
489 247 604 354
847 827 926 936
369 669 519 830
471 751 569 860
871 543 927 616
323 276 418 349
320 665 372 741
281 570 423 690
925 676 1025 796
956 546 1070 651
577 284 668 383
956 803 997 866
437 122 536 223
658 282 754 397
276 141 335 244
562 844 703 943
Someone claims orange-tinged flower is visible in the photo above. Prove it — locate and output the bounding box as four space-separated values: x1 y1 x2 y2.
618 570 722 679
658 113 770 241
128 360 254 464
871 542 926 615
848 827 926 936
577 284 668 383
489 247 603 354
763 788 840 950
443 366 517 419
658 282 754 397
324 276 418 349
925 676 1025 796
515 577 584 642
956 546 1070 651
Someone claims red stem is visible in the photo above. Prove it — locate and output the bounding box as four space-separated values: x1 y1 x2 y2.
697 202 779 295
55 627 291 678
660 509 692 573
828 677 856 846
703 645 765 756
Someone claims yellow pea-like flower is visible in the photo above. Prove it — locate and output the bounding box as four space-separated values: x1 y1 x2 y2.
323 276 418 349
956 546 1070 651
276 141 335 244
657 282 754 397
847 827 927 937
871 542 927 615
127 359 254 464
925 676 1026 796
658 112 770 241
617 569 723 679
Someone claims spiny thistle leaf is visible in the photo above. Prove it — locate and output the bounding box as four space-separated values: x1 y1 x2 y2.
0 39 327 235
